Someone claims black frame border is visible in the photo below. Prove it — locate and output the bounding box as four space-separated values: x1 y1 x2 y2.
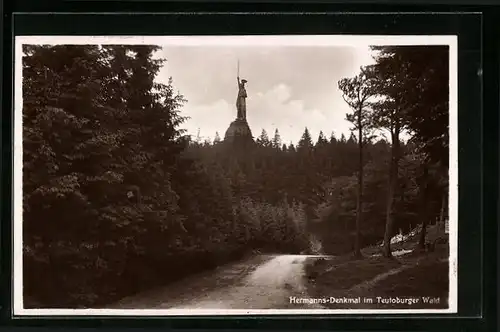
1 10 495 332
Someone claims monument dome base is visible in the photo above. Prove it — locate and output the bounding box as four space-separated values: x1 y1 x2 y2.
224 118 254 145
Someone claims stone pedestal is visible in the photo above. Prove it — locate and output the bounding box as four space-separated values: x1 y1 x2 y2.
224 118 254 145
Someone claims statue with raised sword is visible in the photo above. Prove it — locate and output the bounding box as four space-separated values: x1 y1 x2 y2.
236 59 248 121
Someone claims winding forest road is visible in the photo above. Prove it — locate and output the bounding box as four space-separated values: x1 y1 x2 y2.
110 254 330 310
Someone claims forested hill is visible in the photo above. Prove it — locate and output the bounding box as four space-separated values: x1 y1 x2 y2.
22 44 449 309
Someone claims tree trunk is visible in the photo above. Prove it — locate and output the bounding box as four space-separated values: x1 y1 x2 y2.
383 127 400 258
418 164 429 249
439 192 446 226
354 112 363 258
418 212 428 249
382 159 396 257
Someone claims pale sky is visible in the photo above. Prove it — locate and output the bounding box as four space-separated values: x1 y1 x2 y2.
156 45 376 145
16 35 455 146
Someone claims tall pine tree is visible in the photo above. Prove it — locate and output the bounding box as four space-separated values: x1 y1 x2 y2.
256 129 271 147
298 127 314 151
338 66 377 258
272 129 282 149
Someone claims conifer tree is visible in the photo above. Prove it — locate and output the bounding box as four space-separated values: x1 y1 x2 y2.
340 133 347 143
298 127 314 151
338 66 376 258
369 46 449 255
214 131 221 144
329 131 337 144
256 129 271 147
348 132 358 144
272 129 282 149
316 131 329 147
23 44 188 307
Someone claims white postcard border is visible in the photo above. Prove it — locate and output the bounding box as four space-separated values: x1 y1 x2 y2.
13 34 458 316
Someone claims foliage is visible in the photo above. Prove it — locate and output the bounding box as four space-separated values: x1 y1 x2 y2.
368 46 449 255
256 129 271 147
297 127 314 151
272 129 282 149
337 66 378 257
338 67 377 139
370 46 449 168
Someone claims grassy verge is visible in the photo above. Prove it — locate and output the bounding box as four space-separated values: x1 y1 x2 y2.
362 259 449 309
305 242 449 310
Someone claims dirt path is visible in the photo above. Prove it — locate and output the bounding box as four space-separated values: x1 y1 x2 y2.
110 254 329 310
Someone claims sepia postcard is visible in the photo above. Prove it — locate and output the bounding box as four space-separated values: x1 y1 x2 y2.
13 35 457 316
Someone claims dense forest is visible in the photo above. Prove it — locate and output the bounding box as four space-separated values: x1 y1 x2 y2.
22 44 449 308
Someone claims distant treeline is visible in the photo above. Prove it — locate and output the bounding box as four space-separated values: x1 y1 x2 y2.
199 126 447 256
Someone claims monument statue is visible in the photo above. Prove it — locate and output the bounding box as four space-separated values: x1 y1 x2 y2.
236 76 247 120
224 60 253 144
